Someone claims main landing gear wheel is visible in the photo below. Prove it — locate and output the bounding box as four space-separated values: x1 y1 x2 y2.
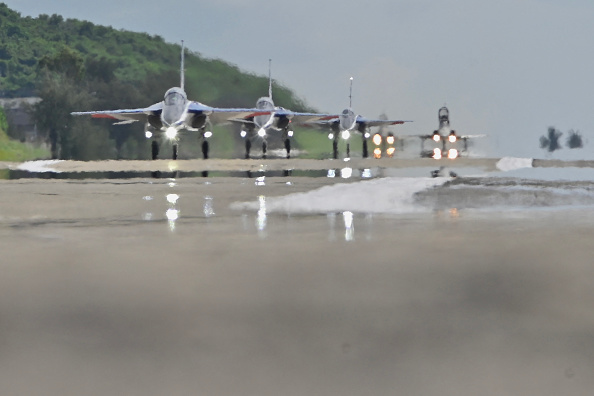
362 137 368 158
333 139 339 159
245 139 252 159
151 140 159 160
172 144 178 160
202 140 209 159
284 138 291 159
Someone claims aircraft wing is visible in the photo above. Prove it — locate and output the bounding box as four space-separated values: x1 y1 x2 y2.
356 116 413 127
298 115 340 129
71 102 163 123
190 102 273 125
274 110 336 125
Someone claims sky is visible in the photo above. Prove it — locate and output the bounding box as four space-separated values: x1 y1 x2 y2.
7 0 594 158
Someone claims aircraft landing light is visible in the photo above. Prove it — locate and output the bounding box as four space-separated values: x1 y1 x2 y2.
204 131 213 138
386 136 395 145
449 135 457 143
166 127 178 139
372 134 382 146
257 128 266 137
328 133 335 140
433 134 441 142
288 130 294 137
448 149 459 159
373 148 382 159
240 130 247 138
433 148 442 160
386 147 396 157
341 131 351 140
145 131 153 139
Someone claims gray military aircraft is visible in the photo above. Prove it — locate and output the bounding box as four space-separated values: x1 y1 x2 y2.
305 77 412 158
233 60 332 159
420 106 485 159
71 41 273 160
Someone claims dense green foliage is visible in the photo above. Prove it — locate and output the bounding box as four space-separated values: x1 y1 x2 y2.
0 3 310 109
0 3 315 159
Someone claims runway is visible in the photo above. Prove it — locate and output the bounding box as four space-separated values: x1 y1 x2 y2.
1 157 594 395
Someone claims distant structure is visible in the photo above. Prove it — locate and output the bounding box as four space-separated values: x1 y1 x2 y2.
0 97 41 142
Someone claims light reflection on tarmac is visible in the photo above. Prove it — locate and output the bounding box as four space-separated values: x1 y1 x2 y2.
1 161 594 395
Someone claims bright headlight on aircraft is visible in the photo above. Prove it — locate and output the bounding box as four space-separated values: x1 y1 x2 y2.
433 148 442 160
341 131 351 140
145 131 153 139
288 130 294 137
258 128 266 137
373 147 382 159
449 135 457 143
240 130 247 138
387 147 396 157
448 149 459 159
432 134 441 142
204 131 213 138
364 132 371 139
386 135 395 145
372 134 382 146
166 127 178 140
328 133 335 140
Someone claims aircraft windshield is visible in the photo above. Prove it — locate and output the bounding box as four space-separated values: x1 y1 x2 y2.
162 88 187 126
257 98 273 110
439 107 449 119
165 92 185 106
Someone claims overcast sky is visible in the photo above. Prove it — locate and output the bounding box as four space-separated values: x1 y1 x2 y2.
8 0 594 158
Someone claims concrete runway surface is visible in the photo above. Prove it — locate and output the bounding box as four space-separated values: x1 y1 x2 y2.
0 158 594 395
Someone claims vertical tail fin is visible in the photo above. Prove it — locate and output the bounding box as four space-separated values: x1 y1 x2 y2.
349 77 353 108
268 58 273 99
180 40 185 91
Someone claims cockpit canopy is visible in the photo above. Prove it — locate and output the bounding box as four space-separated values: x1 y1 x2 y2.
162 87 187 126
164 87 187 106
438 106 449 121
256 97 274 110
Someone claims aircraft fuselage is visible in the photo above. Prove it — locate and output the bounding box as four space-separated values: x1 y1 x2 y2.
339 108 357 132
162 87 190 131
254 97 276 130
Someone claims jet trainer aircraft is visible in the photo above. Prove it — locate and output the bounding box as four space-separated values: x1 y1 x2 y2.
232 60 332 159
420 106 485 159
305 78 412 159
71 41 273 160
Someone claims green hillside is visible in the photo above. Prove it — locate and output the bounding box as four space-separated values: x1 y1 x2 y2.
0 3 310 110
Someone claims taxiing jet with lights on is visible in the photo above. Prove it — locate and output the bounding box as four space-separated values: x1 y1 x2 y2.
232 60 333 159
71 41 273 160
304 77 412 159
419 106 485 159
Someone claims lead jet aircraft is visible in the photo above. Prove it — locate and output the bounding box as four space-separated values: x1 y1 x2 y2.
71 41 273 160
304 78 412 159
232 60 332 159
